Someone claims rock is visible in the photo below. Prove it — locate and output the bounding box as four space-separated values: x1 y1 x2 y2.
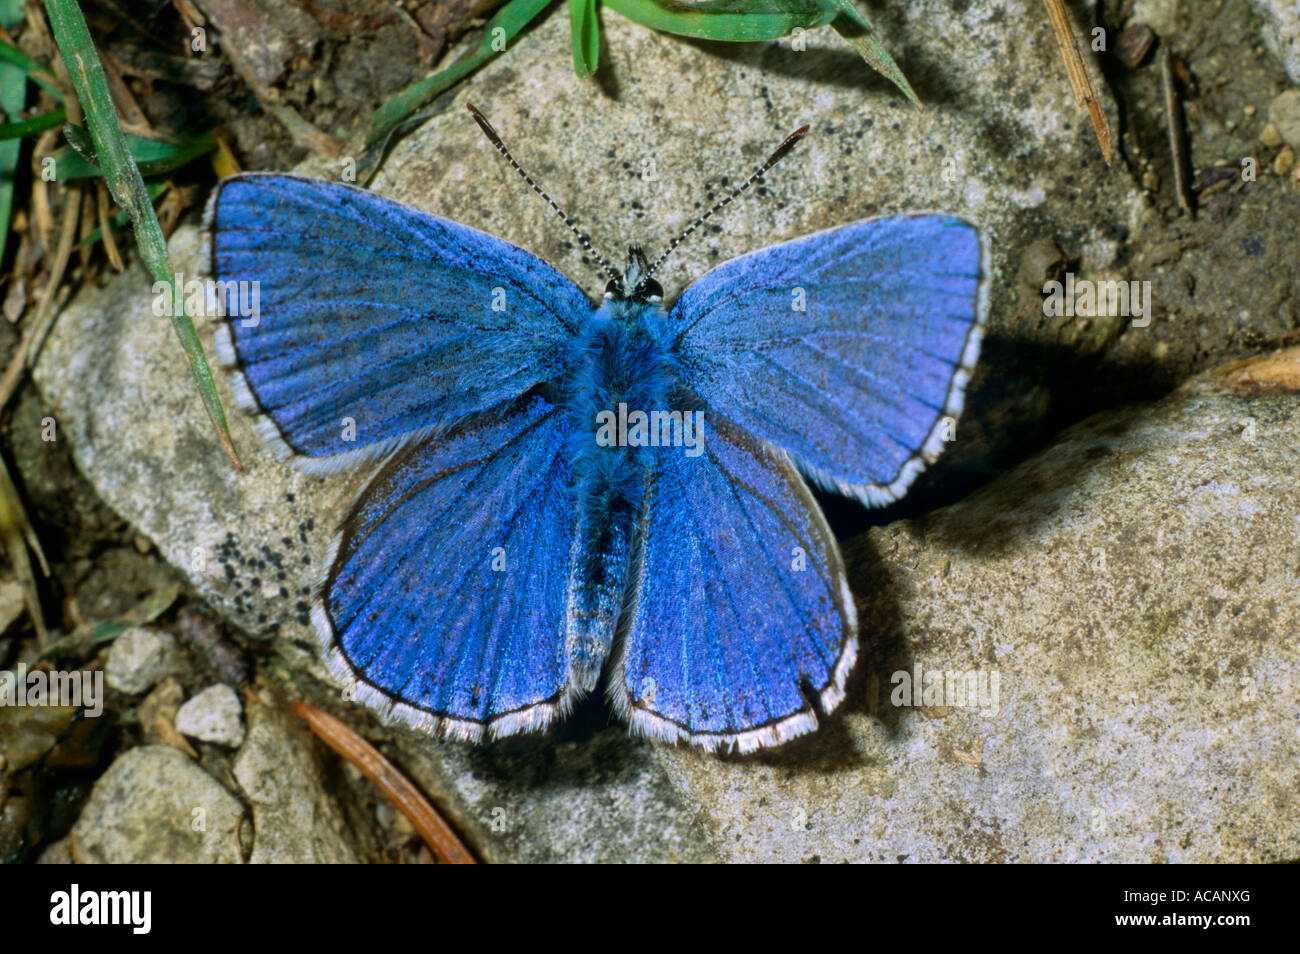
191 0 320 92
403 731 718 863
824 386 1300 863
1268 88 1300 150
1276 145 1296 175
232 697 360 862
33 6 1300 861
69 746 245 863
36 838 73 864
176 684 246 747
104 627 181 695
1254 0 1300 83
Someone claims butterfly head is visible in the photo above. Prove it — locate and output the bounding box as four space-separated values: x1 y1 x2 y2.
604 246 664 303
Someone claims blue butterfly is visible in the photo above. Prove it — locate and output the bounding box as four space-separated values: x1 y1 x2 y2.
202 106 988 753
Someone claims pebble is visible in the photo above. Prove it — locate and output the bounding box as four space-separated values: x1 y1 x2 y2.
1267 89 1300 149
69 746 244 862
1276 146 1296 175
104 627 181 695
175 683 246 747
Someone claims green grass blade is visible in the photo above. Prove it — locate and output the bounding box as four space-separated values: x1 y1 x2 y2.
606 0 915 104
821 0 918 106
569 0 600 77
0 105 67 140
602 0 833 42
367 0 553 148
42 0 241 469
54 128 215 178
0 0 25 270
0 35 65 100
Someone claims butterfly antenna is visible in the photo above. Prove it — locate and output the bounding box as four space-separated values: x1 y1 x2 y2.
467 103 620 283
647 123 810 277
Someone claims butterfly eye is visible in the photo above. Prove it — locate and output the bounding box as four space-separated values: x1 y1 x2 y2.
639 278 664 301
604 278 620 299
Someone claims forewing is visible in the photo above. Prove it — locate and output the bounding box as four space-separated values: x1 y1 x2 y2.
204 173 589 467
315 395 581 740
613 415 857 753
670 214 986 505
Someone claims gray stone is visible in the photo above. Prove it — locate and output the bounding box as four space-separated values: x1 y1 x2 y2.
36 838 73 864
33 7 1300 862
175 683 245 747
104 627 181 695
232 697 360 863
1255 0 1300 83
770 387 1300 862
1267 88 1300 150
69 745 245 863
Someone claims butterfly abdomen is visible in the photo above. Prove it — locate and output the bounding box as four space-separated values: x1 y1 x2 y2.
561 301 679 688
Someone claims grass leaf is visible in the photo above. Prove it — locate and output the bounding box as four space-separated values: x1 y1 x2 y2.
0 0 26 270
603 0 833 42
822 0 919 107
366 0 918 170
54 128 216 179
0 105 66 141
41 0 240 469
569 0 601 76
0 35 65 100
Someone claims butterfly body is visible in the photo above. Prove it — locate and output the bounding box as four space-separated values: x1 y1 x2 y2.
561 293 678 686
203 168 988 753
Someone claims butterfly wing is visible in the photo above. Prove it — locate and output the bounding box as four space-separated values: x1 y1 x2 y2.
669 214 987 505
315 395 581 740
203 173 589 468
612 415 857 753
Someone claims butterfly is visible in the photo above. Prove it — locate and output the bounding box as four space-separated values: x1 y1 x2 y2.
202 105 988 753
